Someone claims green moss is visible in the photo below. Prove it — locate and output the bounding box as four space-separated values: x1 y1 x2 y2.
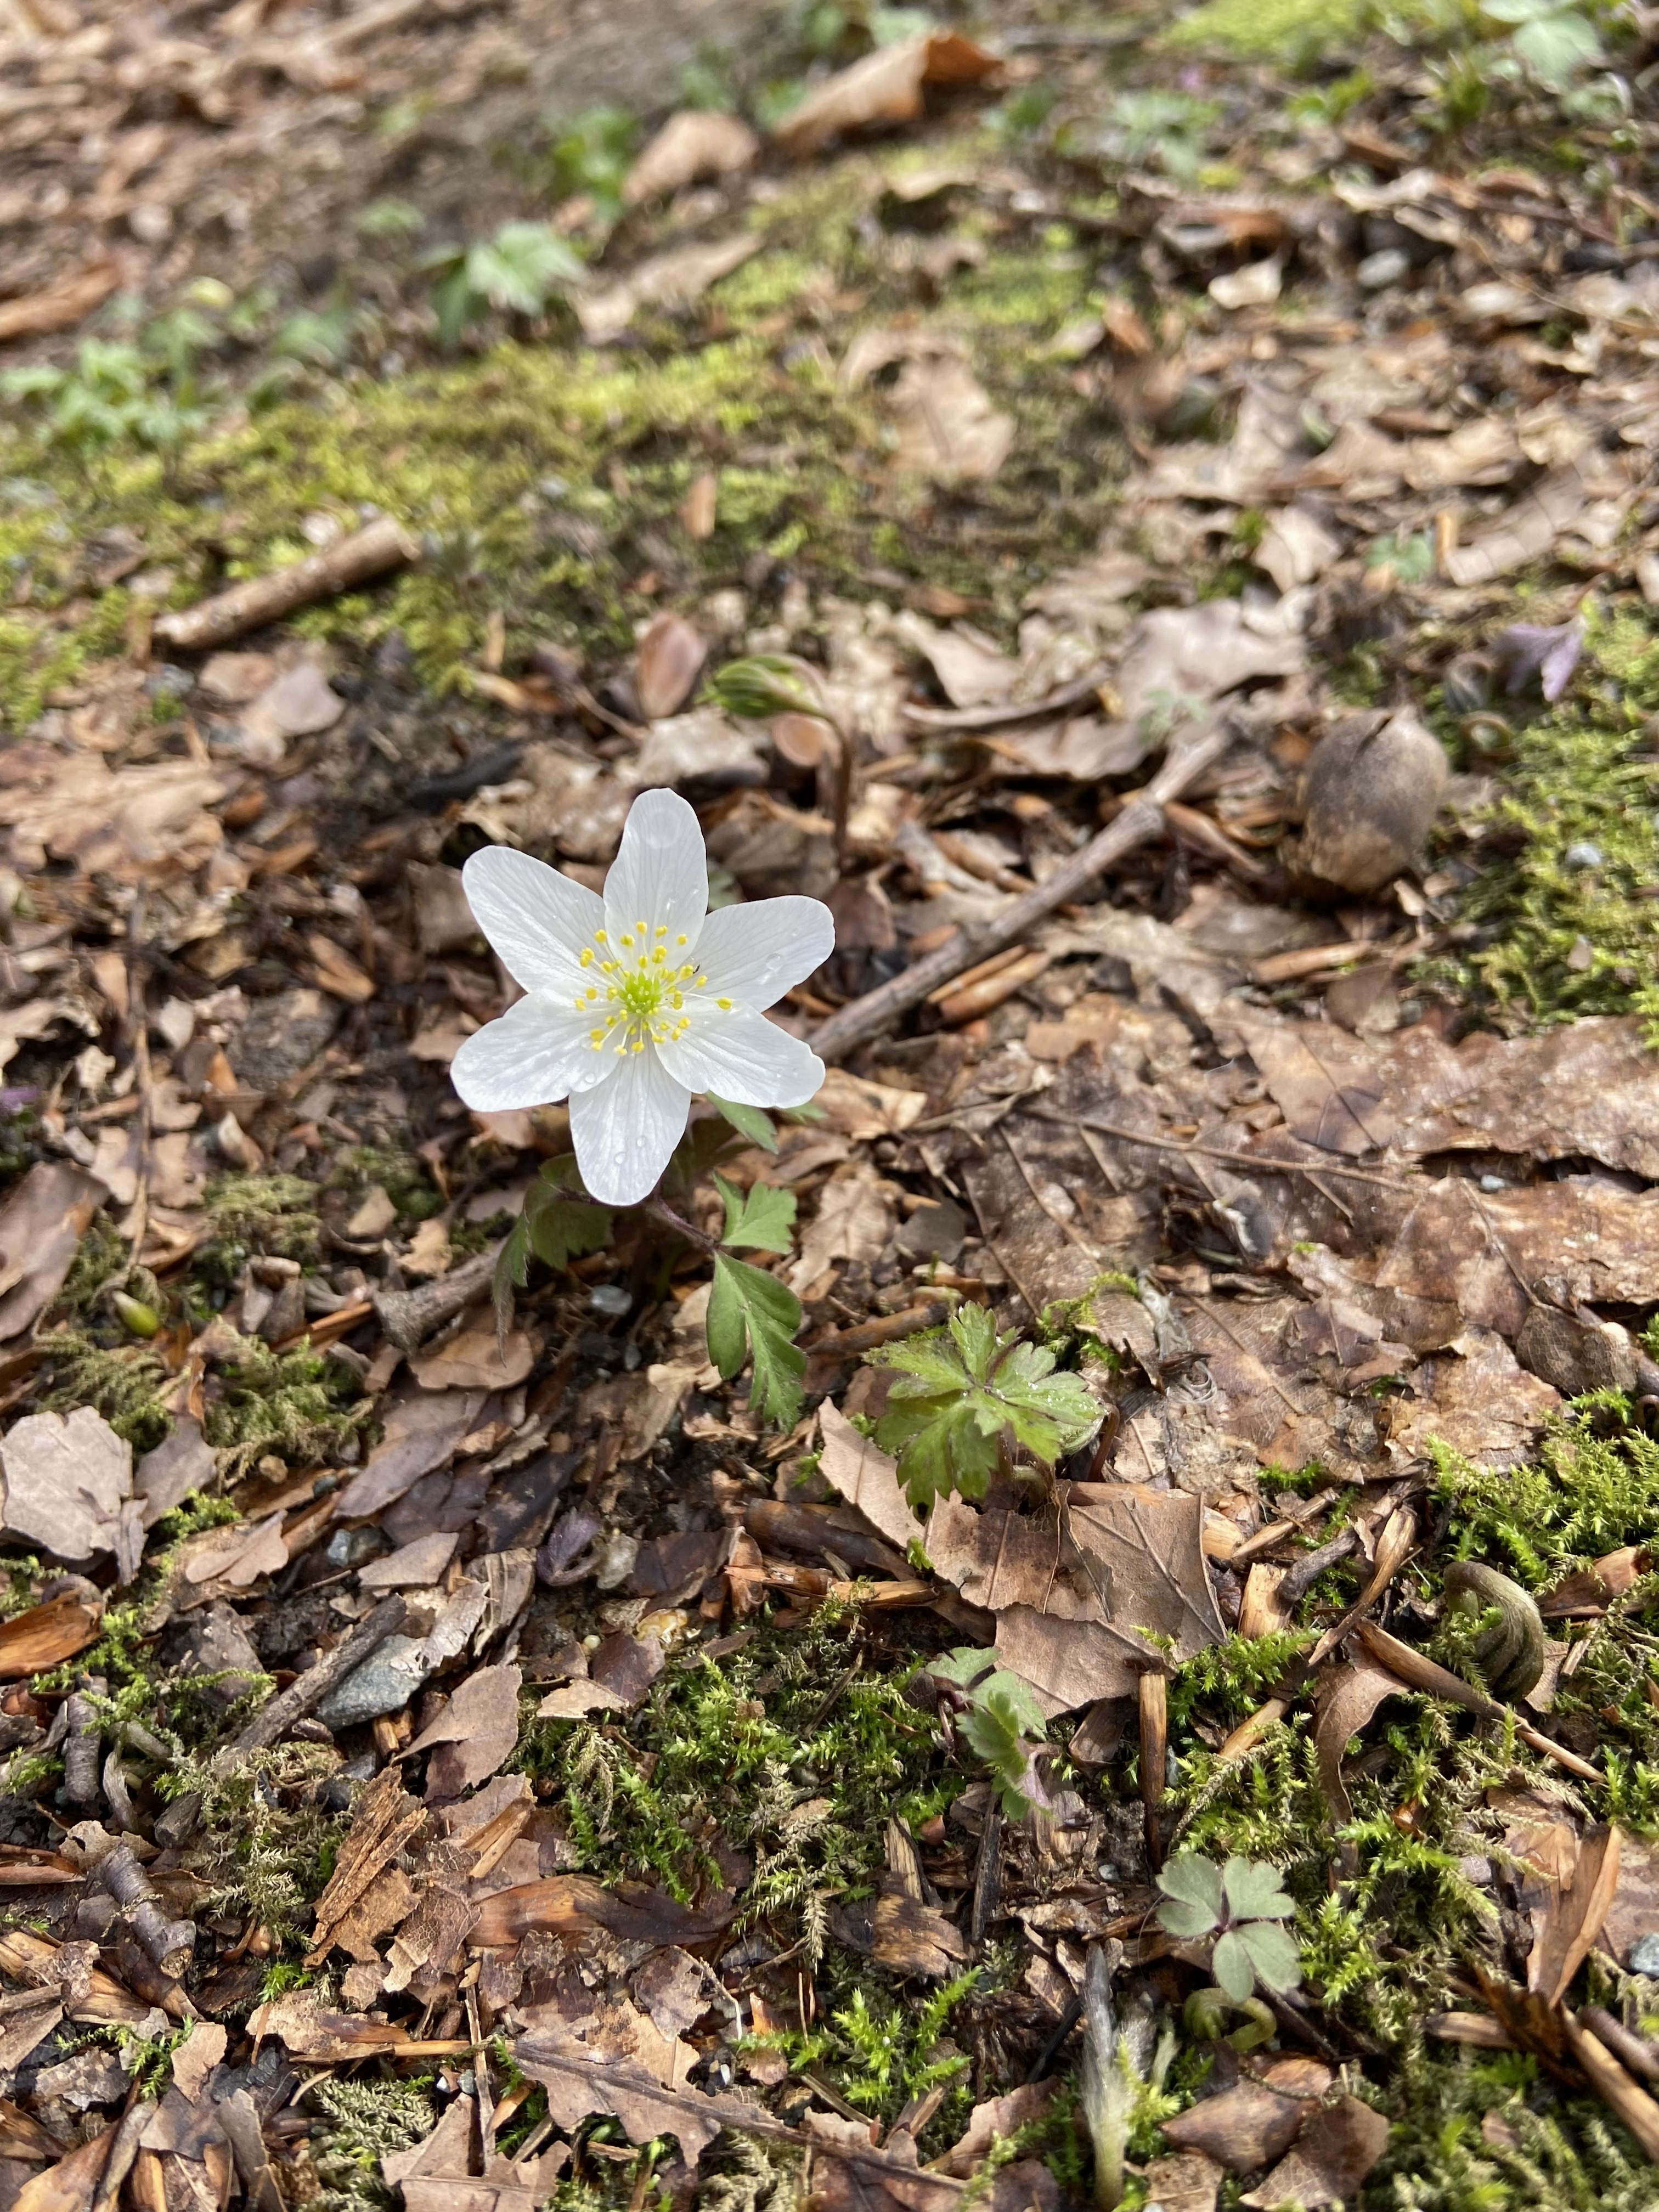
38 1330 171 1451
1431 608 1659 1031
1165 0 1374 60
306 2076 435 2212
203 1335 374 1473
1435 1420 1659 1586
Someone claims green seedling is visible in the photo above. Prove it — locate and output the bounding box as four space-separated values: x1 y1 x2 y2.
928 1648 1052 1815
1154 1853 1303 2004
865 1304 1102 1508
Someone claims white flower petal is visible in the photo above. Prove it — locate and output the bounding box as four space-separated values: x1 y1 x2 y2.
603 788 708 958
657 1005 824 1107
568 1045 691 1206
461 845 605 995
450 994 612 1111
692 896 836 1011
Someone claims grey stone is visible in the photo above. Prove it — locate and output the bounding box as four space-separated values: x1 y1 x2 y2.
228 988 339 1094
315 1635 435 1728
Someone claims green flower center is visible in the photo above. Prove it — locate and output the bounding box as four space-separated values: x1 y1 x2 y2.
572 921 733 1056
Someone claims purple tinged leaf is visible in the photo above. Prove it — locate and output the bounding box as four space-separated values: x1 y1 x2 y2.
1493 617 1583 703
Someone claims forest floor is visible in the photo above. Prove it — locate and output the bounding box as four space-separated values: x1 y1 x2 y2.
4 0 1659 2207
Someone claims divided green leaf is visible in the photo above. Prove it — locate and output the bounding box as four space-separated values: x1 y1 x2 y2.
867 1304 1102 1508
523 1158 614 1270
1210 1929 1257 2005
707 1252 806 1427
707 1093 780 1154
1222 1857 1294 1923
715 1173 797 1255
492 1216 531 1339
956 1671 1050 1817
1154 1854 1224 1939
1233 1921 1303 1995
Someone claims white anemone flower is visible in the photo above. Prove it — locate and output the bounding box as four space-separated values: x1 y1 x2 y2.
450 788 835 1206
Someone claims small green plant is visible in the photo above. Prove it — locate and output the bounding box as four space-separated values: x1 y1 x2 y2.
1154 1853 1303 2003
929 1649 1051 1815
1 336 209 456
544 103 639 225
865 1305 1102 1508
1069 89 1222 183
1482 0 1600 86
422 222 585 349
493 1101 810 1426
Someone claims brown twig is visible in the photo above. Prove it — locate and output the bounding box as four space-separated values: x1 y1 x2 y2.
224 1594 407 1757
373 1244 501 1352
153 517 417 651
809 727 1232 1062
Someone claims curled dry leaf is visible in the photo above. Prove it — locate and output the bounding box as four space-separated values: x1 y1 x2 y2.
0 1408 132 1564
771 30 1000 156
0 1592 103 1679
1238 2095 1390 2209
623 109 759 204
635 612 708 722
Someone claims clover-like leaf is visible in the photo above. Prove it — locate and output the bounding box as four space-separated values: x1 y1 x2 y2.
1235 1921 1304 1996
707 1252 805 1427
1222 1857 1295 1924
1210 1929 1258 2005
1154 1854 1224 1940
715 1173 796 1255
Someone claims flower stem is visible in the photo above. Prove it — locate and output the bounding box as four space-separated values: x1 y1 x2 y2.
644 1194 718 1256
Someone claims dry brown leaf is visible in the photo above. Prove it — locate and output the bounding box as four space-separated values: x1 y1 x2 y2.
1313 1660 1404 1824
410 1324 534 1391
816 1403 922 1552
815 1068 926 1141
1530 1824 1622 2008
1443 456 1607 585
890 355 1013 484
0 257 120 345
1232 1018 1395 1157
407 1662 522 1799
10 2128 114 2212
515 2025 765 2168
635 612 708 721
772 30 999 155
337 1389 491 1517
1386 1328 1560 1468
624 109 759 203
789 1162 896 1299
0 751 224 875
360 1530 460 1589
934 2085 1054 2178
868 1886 970 1978
470 1875 733 1950
1064 1482 1227 1656
1238 2095 1389 2209
1160 2081 1309 2174
1141 2152 1224 2212
0 1408 132 1562
170 2023 228 2105
576 236 759 343
183 1510 286 1590
0 1593 103 1679
0 1164 108 1344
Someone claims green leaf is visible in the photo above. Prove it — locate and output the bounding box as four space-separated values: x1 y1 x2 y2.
492 1217 530 1338
715 1173 797 1255
868 1306 1102 1508
1235 1921 1303 1995
523 1162 614 1271
707 1094 779 1154
1210 1929 1257 2005
1154 1855 1224 1940
465 222 584 315
928 1647 1000 1691
707 1252 805 1427
1510 8 1599 83
975 1671 1049 1743
1222 1858 1294 1923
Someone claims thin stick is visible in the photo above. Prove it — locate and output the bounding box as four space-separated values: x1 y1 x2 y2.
153 518 417 652
224 1595 407 1757
1031 1110 1414 1192
809 727 1231 1062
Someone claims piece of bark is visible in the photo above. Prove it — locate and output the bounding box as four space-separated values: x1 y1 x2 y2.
152 518 417 651
374 1246 501 1353
808 725 1231 1060
95 1843 195 1977
225 1594 407 1755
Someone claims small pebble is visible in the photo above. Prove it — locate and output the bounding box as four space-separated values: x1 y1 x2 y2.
589 1283 631 1316
1357 246 1410 289
1479 1175 1506 1192
1630 1933 1659 1976
1564 841 1604 868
